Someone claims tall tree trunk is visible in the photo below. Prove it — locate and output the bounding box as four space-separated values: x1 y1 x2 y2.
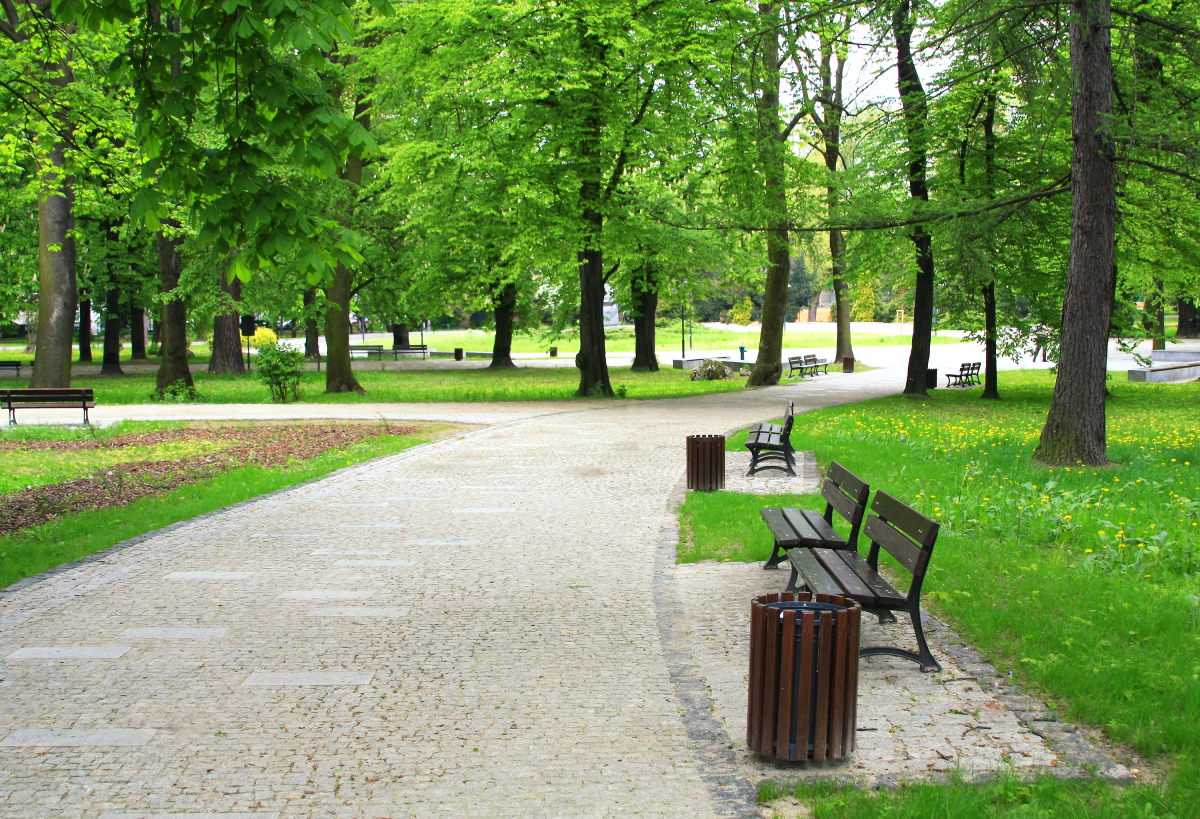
324 95 368 394
574 27 613 397
1035 0 1116 466
78 298 92 362
129 304 147 360
894 0 936 398
981 87 1000 400
982 283 1000 399
1178 298 1198 338
831 230 854 363
155 230 194 392
304 287 321 357
392 322 409 348
630 266 659 372
747 1 790 387
209 274 245 374
100 285 124 375
1150 278 1166 351
29 42 77 388
490 281 517 369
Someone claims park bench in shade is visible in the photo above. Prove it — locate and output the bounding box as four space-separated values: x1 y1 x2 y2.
785 490 942 672
349 345 385 360
787 354 830 377
759 462 869 569
0 361 23 378
946 362 981 387
745 402 795 476
390 344 428 359
3 388 95 426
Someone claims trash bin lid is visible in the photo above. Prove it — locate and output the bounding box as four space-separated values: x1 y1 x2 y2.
764 601 847 616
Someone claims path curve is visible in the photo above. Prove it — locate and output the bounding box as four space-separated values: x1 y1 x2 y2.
0 372 902 818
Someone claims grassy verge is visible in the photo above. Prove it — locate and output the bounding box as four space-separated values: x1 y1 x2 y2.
64 365 748 404
0 424 453 588
680 491 826 563
710 371 1199 817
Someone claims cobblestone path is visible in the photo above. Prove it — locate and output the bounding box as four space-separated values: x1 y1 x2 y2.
0 374 902 819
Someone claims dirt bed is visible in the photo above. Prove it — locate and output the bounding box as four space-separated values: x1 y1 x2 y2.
1 422 418 536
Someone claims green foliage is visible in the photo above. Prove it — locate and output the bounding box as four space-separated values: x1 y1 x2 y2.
729 297 755 326
154 378 202 403
254 341 306 403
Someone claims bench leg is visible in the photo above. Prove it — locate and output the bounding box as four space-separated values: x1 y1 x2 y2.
784 563 800 592
859 605 941 673
763 539 787 570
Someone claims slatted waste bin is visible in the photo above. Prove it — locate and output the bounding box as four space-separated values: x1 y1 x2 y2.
748 592 861 762
686 434 725 491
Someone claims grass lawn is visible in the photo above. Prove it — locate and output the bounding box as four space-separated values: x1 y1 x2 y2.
690 371 1200 817
0 342 212 364
63 365 747 404
395 325 965 355
0 421 456 588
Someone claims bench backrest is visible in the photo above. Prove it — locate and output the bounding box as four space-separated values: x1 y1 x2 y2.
862 490 939 600
804 354 817 364
788 355 804 364
971 362 982 374
781 401 795 436
1 388 93 402
350 345 383 350
959 363 972 374
821 461 870 548
0 361 21 365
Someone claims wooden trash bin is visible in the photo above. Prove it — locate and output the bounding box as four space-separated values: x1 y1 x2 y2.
686 434 725 491
748 592 861 762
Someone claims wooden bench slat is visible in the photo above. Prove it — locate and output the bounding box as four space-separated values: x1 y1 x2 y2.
788 549 843 597
799 509 844 547
863 515 929 575
760 508 800 548
781 508 822 546
827 462 869 503
837 550 906 607
872 490 938 547
821 479 859 522
813 548 875 604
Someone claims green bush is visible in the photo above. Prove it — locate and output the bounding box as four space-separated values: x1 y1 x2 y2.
255 342 305 403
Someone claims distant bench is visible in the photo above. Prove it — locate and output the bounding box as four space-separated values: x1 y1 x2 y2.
349 344 429 361
945 362 980 387
0 361 24 378
788 354 829 377
3 388 95 426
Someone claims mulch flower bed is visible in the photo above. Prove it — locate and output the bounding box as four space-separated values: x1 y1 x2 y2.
1 423 417 537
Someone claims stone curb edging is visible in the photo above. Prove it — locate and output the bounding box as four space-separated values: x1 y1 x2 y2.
654 474 761 819
0 424 488 598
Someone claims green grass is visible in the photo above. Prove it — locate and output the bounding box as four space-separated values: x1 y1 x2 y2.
391 325 963 355
62 365 747 404
0 426 448 588
680 491 826 563
713 371 1200 817
0 342 212 364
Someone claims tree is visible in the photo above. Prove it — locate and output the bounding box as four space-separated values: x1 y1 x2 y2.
1034 0 1117 465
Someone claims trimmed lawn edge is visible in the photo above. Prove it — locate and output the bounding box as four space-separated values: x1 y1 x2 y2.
0 425 468 594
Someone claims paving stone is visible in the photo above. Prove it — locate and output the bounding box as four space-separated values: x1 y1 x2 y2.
119 628 227 639
304 608 410 617
276 591 375 600
7 646 130 659
1 729 156 747
163 572 252 580
241 672 375 686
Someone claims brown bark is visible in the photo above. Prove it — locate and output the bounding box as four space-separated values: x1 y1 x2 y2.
304 288 321 357
129 304 147 360
154 230 194 392
209 274 245 374
1035 0 1116 466
78 298 92 362
100 285 124 375
981 88 1000 401
1178 298 1198 338
894 0 936 398
324 94 367 394
490 282 517 369
392 322 409 348
630 266 659 372
747 2 789 387
28 36 77 388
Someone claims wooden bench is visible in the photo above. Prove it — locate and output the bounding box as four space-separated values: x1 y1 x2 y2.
389 344 428 360
349 345 385 360
759 462 870 569
945 362 982 387
787 354 830 377
745 402 795 476
785 490 942 672
3 388 95 426
0 361 23 378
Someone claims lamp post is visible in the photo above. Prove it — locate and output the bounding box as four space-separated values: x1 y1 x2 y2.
239 314 255 372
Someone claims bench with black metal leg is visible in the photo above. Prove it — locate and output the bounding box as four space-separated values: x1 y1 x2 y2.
2 388 95 426
785 490 942 672
745 402 795 476
759 461 869 569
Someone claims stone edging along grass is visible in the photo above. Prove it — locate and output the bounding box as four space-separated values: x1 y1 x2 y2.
0 428 477 597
